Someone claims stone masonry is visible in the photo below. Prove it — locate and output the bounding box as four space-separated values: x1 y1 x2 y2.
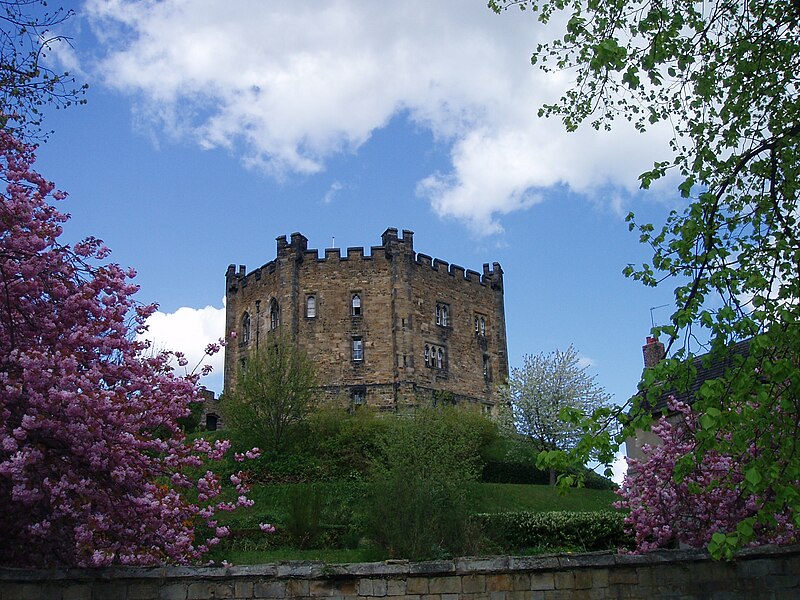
224 228 508 413
2 545 798 599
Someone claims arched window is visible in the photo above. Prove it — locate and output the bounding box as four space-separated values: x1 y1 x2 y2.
480 317 486 336
424 345 430 366
269 299 280 330
435 304 441 325
306 295 316 318
475 316 479 334
437 348 443 369
351 294 362 316
441 305 448 327
241 312 251 343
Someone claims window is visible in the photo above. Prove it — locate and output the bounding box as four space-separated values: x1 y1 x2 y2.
241 312 251 343
483 355 491 381
435 302 449 327
306 295 316 318
270 299 280 330
351 387 366 407
475 315 486 336
351 294 362 317
425 344 447 370
352 337 363 361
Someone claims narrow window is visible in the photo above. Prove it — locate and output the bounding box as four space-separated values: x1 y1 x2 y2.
352 388 365 407
424 344 430 366
270 299 280 330
352 337 363 361
483 355 491 381
241 312 251 343
480 317 486 336
437 348 443 369
435 302 450 327
306 295 316 318
352 294 362 316
474 316 479 334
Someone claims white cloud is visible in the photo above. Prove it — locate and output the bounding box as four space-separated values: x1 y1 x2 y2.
137 303 226 390
322 181 343 204
83 0 672 234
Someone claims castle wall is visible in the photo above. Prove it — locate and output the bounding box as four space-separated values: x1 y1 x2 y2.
224 228 508 412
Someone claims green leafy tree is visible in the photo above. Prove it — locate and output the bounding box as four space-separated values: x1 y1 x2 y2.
490 0 800 554
1 0 87 140
223 335 317 452
499 346 611 485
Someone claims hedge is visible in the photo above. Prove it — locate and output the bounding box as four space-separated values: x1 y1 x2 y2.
473 510 632 552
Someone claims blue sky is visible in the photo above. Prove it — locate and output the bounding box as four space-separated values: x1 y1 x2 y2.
33 1 687 476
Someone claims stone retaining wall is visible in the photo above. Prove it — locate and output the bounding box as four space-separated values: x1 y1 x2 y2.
1 545 798 600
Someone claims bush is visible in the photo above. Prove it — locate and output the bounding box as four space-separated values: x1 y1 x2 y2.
473 510 631 552
365 407 494 560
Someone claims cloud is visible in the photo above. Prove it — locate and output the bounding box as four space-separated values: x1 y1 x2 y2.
137 303 226 390
322 181 343 204
83 0 672 233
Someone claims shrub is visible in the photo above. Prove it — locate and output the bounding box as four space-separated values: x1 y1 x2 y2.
365 407 493 560
474 510 631 552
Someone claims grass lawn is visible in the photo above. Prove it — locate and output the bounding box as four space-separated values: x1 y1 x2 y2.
469 483 617 513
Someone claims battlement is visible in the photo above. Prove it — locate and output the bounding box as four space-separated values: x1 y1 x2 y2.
413 253 503 288
227 228 502 293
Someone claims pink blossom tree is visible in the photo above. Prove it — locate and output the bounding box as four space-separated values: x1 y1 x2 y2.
617 398 797 554
0 131 256 567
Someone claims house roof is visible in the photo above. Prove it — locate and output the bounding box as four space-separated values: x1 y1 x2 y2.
640 339 751 414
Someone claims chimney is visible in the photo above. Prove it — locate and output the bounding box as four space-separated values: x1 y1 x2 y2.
643 336 665 368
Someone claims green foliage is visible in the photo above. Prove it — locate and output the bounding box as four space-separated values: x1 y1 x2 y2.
474 510 631 552
222 334 317 452
491 0 800 554
365 407 494 560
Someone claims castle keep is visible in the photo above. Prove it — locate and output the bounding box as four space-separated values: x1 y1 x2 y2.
224 228 508 412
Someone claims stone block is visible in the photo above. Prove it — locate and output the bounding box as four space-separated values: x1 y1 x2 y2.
573 571 592 590
92 582 129 600
286 580 309 597
461 574 485 594
485 574 511 592
371 578 387 597
553 571 574 590
386 579 406 596
528 573 554 591
158 582 188 600
128 582 161 600
234 580 253 598
428 577 460 595
62 585 92 600
406 578 428 595
253 580 285 598
608 567 638 586
511 574 530 591
590 569 608 589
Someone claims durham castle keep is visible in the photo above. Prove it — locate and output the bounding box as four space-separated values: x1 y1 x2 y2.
223 228 508 412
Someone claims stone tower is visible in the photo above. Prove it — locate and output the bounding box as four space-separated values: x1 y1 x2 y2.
224 228 508 412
